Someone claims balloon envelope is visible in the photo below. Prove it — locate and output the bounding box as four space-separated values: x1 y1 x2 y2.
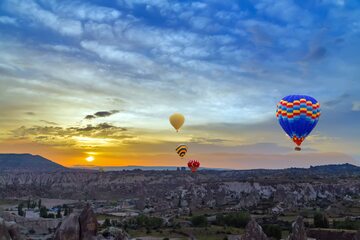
187 160 200 172
176 144 188 158
169 113 185 132
276 95 320 150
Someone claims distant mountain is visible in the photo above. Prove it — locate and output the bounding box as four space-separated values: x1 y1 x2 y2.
72 165 180 171
71 163 360 173
71 165 230 171
309 163 360 174
0 153 67 172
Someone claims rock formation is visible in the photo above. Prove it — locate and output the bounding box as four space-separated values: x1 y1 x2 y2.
1 164 360 213
287 216 307 240
109 227 130 240
354 230 360 240
242 218 268 240
0 221 11 240
54 213 80 240
0 218 24 240
307 229 356 240
79 204 98 240
54 205 98 240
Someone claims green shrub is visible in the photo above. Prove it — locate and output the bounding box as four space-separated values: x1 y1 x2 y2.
314 212 329 228
191 215 208 227
215 212 250 228
263 224 282 240
333 218 360 230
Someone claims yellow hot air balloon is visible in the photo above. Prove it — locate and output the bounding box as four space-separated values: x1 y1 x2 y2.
169 113 185 132
176 144 188 158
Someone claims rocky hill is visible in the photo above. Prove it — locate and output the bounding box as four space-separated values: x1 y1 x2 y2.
0 154 67 172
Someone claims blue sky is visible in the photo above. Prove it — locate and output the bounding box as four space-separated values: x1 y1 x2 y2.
0 0 359 168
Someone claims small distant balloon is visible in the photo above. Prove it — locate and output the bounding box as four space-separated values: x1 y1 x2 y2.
176 144 188 158
187 160 200 173
276 95 321 151
169 113 185 132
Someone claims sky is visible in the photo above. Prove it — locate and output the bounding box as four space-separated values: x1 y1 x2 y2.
0 0 359 169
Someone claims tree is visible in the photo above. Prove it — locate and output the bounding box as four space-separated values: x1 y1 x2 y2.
189 209 193 217
263 224 282 240
64 207 68 216
216 212 250 228
215 214 225 226
111 219 118 227
27 198 31 209
38 199 42 209
18 203 24 217
56 208 62 218
314 212 329 228
40 206 48 218
103 218 111 227
191 215 208 227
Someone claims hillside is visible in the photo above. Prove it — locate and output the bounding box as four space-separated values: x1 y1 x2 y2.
0 153 67 172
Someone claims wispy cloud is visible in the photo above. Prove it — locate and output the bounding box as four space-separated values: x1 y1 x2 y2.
2 0 83 36
0 15 17 25
39 120 58 125
10 122 131 150
352 102 360 111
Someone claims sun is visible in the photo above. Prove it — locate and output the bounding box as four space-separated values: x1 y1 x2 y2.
86 156 95 162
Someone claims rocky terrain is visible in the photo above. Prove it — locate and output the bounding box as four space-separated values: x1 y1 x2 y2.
1 155 360 239
0 164 359 214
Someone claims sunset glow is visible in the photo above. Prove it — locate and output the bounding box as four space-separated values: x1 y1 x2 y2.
86 156 95 162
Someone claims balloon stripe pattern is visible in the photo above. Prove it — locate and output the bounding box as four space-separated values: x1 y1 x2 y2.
176 144 188 158
276 95 321 147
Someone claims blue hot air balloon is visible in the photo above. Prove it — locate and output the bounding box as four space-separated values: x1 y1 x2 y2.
276 95 321 151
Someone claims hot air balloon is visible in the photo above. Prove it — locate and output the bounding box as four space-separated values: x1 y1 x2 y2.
276 95 321 151
169 113 185 132
187 160 200 172
176 144 188 158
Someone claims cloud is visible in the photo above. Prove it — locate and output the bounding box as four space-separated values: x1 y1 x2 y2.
94 110 119 117
72 123 127 132
304 46 327 61
254 0 312 26
322 93 350 108
190 137 229 145
50 2 121 22
80 40 154 69
322 0 346 6
43 44 80 53
84 110 120 120
352 102 360 111
2 0 83 36
248 25 273 46
25 112 35 116
10 123 131 149
85 115 96 120
191 151 356 169
40 120 58 125
0 16 17 25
